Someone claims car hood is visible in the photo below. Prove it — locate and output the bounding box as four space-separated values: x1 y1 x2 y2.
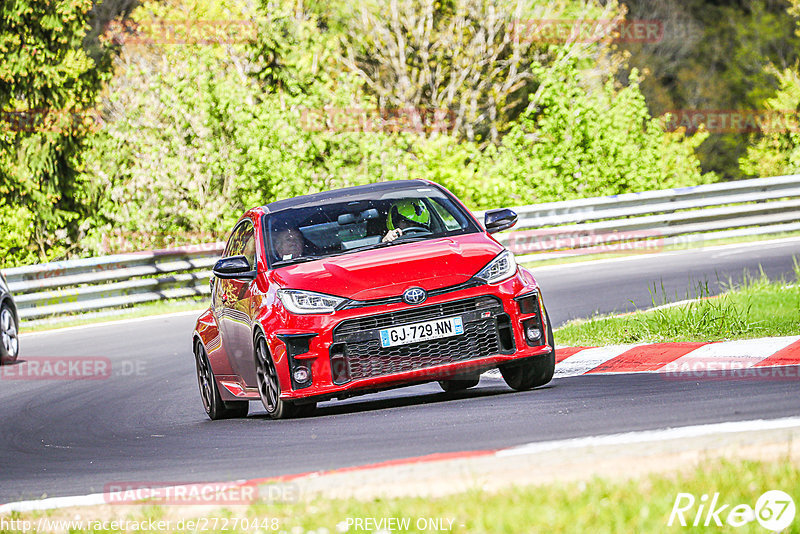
270 233 504 300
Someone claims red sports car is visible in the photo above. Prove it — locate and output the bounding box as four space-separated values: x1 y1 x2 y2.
192 180 555 420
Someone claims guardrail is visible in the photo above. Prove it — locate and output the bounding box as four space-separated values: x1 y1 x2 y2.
4 243 224 320
4 174 800 320
485 174 800 261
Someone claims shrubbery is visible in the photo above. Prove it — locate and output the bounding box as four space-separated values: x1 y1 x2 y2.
2 0 714 266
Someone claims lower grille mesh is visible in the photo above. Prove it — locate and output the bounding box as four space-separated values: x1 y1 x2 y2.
331 296 508 383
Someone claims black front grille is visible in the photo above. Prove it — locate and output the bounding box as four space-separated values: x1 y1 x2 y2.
331 296 513 383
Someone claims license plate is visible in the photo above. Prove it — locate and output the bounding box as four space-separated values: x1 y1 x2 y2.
379 316 464 348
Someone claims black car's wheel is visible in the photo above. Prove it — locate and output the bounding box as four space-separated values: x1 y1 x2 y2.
0 303 19 364
194 341 248 420
438 376 480 392
255 335 316 419
500 311 555 391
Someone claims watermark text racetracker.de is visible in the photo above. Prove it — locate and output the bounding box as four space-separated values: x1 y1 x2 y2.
102 19 257 45
0 517 281 532
669 490 796 531
662 361 800 382
0 357 145 380
505 228 668 257
102 481 297 506
663 109 800 134
299 106 457 134
510 19 664 44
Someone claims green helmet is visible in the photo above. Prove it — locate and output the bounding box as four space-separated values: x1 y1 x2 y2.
387 199 431 230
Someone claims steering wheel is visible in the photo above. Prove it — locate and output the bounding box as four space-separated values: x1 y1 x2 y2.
400 226 431 235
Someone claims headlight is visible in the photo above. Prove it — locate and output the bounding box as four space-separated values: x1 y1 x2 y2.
277 289 346 314
474 250 517 284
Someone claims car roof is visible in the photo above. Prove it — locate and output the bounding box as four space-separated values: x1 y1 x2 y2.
260 180 433 214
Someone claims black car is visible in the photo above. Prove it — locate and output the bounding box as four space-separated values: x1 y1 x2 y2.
0 271 19 364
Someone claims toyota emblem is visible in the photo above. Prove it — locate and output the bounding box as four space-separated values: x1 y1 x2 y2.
402 287 427 305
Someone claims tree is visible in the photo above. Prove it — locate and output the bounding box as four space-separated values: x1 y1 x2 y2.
0 0 114 266
339 0 620 145
618 0 800 179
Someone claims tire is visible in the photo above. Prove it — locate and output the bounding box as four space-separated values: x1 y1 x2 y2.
254 334 316 419
438 376 480 392
194 340 249 420
500 311 555 391
0 303 19 364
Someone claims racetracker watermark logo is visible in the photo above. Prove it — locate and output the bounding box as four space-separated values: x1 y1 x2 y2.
663 110 800 134
0 357 145 380
505 229 665 256
102 19 257 45
669 490 796 531
0 109 102 134
661 361 800 382
510 19 664 44
299 106 457 134
103 481 298 505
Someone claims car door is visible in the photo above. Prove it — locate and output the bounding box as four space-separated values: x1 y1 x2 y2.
216 220 259 386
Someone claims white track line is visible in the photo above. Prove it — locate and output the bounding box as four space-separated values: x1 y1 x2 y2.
496 416 800 457
20 309 204 338
4 417 800 514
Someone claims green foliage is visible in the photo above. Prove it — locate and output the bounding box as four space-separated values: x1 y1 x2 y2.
740 67 800 177
488 61 711 203
555 267 800 346
3 0 713 262
0 0 112 267
621 0 800 179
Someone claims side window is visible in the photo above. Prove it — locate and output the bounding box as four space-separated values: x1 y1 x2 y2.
224 221 256 268
241 231 256 269
430 199 462 231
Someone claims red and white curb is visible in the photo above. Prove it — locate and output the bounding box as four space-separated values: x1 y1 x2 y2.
551 335 800 378
3 416 800 515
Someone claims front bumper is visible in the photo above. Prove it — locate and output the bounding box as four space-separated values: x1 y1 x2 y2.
226 270 550 402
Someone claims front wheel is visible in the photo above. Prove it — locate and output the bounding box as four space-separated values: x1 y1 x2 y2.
194 341 249 420
255 335 316 419
500 312 555 391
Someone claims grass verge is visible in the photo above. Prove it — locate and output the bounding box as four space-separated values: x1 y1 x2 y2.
19 297 207 333
555 263 800 346
2 458 798 533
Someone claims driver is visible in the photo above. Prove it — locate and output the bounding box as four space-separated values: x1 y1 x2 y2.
382 199 431 242
273 227 304 260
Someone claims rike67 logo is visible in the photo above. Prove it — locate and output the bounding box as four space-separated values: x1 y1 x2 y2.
669 490 796 531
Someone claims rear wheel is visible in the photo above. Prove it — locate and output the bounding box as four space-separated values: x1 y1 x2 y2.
255 335 316 419
500 311 555 391
0 304 19 364
438 376 480 392
194 341 249 420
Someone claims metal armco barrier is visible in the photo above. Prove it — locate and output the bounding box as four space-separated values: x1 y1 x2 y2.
4 243 224 320
4 174 800 320
483 174 800 261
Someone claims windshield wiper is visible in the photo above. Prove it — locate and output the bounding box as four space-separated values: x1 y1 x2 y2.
333 236 430 255
272 255 326 267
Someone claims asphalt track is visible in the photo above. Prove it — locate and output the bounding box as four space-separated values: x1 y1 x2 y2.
1 238 799 503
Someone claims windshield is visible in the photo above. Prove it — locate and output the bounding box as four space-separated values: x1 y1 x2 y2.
264 185 479 267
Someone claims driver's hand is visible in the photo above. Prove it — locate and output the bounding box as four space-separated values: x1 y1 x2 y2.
382 228 403 242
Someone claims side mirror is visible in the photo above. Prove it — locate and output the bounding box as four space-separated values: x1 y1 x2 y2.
484 208 518 234
212 255 256 280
